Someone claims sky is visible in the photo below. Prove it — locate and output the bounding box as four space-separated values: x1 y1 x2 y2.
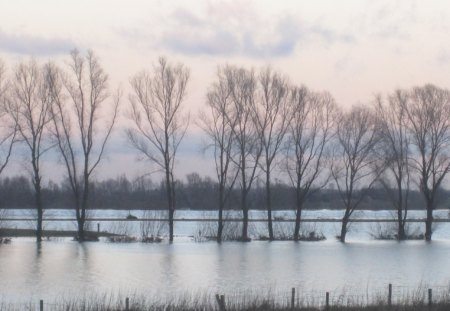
1 0 450 183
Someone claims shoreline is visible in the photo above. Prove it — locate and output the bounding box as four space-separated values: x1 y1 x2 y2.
0 228 118 238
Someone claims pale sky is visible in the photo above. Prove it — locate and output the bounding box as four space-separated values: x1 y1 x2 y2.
1 0 450 182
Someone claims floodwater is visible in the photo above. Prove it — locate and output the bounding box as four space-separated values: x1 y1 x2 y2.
1 209 450 305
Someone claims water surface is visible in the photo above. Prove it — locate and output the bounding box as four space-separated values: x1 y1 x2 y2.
1 209 450 305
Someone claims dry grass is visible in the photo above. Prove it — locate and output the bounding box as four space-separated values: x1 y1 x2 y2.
2 287 450 311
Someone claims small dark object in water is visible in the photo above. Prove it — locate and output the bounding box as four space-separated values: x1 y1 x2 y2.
73 234 99 242
126 214 138 220
0 237 11 244
141 236 163 243
108 235 137 243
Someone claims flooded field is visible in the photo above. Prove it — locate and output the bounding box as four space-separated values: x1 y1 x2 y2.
1 209 450 304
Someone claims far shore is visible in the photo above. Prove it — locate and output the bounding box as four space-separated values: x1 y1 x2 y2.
0 228 118 238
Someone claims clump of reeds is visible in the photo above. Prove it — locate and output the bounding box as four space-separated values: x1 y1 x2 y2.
256 222 326 241
369 222 424 241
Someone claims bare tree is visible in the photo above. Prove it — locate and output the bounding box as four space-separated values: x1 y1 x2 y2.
199 67 238 242
374 90 410 240
0 60 16 177
8 59 51 242
0 60 17 226
127 57 190 242
331 105 379 243
47 50 120 241
403 84 450 241
286 87 336 241
224 65 261 241
254 67 291 240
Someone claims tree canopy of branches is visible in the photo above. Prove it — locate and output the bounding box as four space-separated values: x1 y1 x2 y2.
286 87 336 241
375 90 410 240
8 59 52 242
127 57 190 242
404 84 450 241
48 50 120 241
332 105 379 242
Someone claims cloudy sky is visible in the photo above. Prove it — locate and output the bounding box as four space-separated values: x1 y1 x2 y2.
1 0 449 182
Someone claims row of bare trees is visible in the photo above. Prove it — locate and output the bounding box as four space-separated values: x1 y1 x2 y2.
331 85 450 242
0 53 189 243
0 51 120 242
0 51 450 243
200 66 337 242
201 66 450 243
199 67 336 241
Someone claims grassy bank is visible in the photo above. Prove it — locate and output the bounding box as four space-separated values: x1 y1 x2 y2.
5 300 450 311
4 290 450 311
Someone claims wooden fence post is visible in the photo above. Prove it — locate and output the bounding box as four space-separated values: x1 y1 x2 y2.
40 299 43 311
428 288 432 307
97 223 100 233
125 297 129 310
291 288 295 309
215 294 226 311
325 292 329 310
388 283 392 306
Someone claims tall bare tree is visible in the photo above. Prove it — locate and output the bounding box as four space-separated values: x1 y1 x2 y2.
332 105 379 243
47 50 120 241
224 65 261 241
0 60 17 225
127 57 190 242
199 67 238 242
403 84 450 241
0 61 16 177
286 87 336 241
374 90 410 240
254 67 291 240
8 59 52 242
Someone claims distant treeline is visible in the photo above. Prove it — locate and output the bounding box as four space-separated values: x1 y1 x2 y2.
0 173 448 212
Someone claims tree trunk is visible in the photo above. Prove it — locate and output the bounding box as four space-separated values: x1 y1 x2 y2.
74 193 82 241
266 169 273 241
425 204 433 241
294 187 302 241
340 214 349 243
398 219 406 241
164 164 174 242
242 189 248 241
397 202 406 240
77 218 85 241
33 176 44 242
35 190 43 243
33 171 43 243
294 209 302 241
169 207 174 242
396 182 406 240
218 208 223 243
77 175 89 242
217 185 224 243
